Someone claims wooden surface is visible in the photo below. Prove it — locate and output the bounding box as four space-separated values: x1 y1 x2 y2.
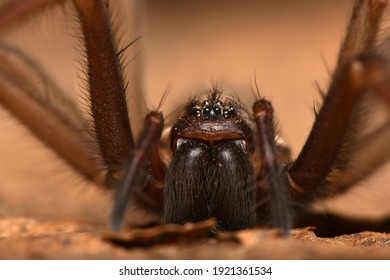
0 217 389 259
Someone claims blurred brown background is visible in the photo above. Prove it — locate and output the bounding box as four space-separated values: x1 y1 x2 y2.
0 0 389 227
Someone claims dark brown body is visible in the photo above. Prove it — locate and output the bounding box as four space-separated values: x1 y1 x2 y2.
0 0 390 236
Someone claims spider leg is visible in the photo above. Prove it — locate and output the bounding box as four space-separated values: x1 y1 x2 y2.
0 1 107 181
336 0 387 70
1 0 145 184
289 55 390 199
0 0 164 230
75 1 167 229
0 54 101 181
0 30 102 182
252 99 292 235
288 0 390 199
74 0 135 183
110 112 164 231
0 0 144 183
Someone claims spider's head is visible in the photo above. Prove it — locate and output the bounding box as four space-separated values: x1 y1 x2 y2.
169 89 254 152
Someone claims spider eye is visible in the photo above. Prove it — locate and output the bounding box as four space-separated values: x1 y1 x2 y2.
214 105 222 116
192 105 202 117
203 105 211 115
214 99 223 116
215 100 223 107
202 100 212 117
195 99 234 118
223 106 235 118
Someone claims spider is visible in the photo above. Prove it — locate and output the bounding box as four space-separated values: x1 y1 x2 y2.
0 0 389 237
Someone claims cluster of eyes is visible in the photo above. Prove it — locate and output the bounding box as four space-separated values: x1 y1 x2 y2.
191 100 235 119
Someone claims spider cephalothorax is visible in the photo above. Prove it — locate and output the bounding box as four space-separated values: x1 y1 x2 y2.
170 90 254 151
